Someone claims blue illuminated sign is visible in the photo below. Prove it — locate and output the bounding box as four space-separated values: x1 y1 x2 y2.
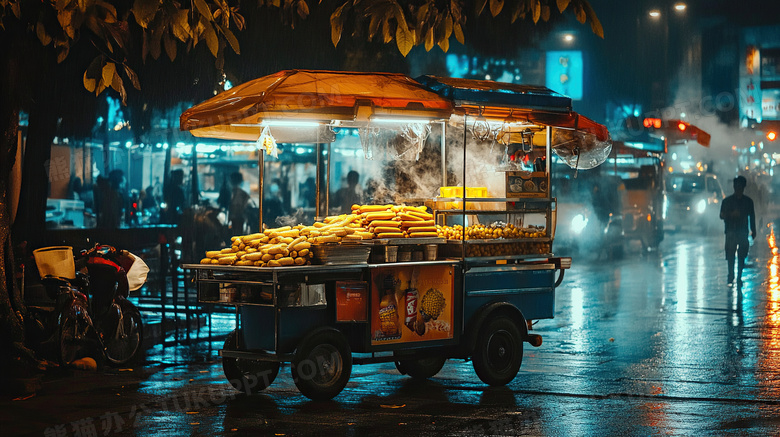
545 51 583 100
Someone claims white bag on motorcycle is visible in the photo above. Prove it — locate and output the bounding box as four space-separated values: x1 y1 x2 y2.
125 252 149 292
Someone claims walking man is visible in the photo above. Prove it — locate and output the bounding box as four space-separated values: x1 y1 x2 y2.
719 176 756 286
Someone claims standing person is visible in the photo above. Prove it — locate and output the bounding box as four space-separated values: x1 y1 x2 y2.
228 171 250 235
263 180 285 228
334 170 363 213
719 176 757 286
163 169 186 224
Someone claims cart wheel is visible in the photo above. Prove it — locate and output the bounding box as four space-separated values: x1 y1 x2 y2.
472 316 523 386
394 356 447 379
222 330 279 394
291 330 352 401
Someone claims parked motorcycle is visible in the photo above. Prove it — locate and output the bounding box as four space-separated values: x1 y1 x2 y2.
29 244 147 366
76 244 147 365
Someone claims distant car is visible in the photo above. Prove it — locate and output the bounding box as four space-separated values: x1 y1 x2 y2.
553 174 624 257
664 172 725 232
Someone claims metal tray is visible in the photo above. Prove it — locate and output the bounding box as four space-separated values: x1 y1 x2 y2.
312 243 372 265
369 237 446 245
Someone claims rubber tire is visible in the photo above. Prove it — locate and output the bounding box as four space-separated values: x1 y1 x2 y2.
394 356 447 379
58 303 93 365
222 330 280 394
291 330 352 401
472 316 523 386
104 307 144 366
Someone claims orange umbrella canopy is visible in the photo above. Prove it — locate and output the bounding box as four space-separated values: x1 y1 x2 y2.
415 75 610 142
180 70 454 141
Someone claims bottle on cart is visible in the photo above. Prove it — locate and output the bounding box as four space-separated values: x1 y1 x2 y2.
378 274 400 336
404 283 418 333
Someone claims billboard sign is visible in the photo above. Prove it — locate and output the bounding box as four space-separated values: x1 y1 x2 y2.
545 51 583 100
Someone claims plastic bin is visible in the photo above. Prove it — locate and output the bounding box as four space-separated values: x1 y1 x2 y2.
438 186 488 210
33 246 76 279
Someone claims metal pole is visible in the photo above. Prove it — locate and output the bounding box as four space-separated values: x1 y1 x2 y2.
258 150 264 231
326 143 331 216
440 121 447 188
462 114 467 260
546 126 553 239
315 143 321 219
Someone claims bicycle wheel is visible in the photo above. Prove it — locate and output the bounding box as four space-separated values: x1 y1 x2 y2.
59 303 93 365
104 307 143 365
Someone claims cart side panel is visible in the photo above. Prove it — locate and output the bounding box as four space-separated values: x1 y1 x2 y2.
277 307 331 353
463 266 555 324
240 305 276 350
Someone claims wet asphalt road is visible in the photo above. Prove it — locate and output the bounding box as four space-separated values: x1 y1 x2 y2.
5 223 780 436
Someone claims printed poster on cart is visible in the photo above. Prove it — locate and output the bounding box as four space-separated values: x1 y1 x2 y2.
370 264 454 345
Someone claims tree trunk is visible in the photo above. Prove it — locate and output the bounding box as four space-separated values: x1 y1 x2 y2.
12 105 57 247
0 55 38 376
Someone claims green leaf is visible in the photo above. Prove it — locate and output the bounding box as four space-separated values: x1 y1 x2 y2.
450 0 461 22
382 18 392 43
490 0 504 17
453 22 464 44
575 3 586 23
296 0 309 19
83 70 96 92
131 0 160 29
438 35 449 53
56 45 70 63
219 23 240 54
532 0 540 23
95 0 117 23
96 77 108 96
392 2 409 32
123 64 141 90
163 31 176 61
368 14 380 40
475 0 487 16
36 22 52 46
202 18 219 57
111 70 127 105
416 3 429 24
444 15 452 40
193 0 213 21
424 27 433 52
57 9 76 39
102 62 116 87
150 24 163 59
585 4 604 38
172 10 191 42
330 3 346 47
557 0 570 13
396 22 414 57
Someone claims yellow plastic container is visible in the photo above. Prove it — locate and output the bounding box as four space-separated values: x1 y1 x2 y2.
438 186 488 210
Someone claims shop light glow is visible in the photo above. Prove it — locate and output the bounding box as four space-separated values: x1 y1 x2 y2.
232 121 323 128
370 117 432 124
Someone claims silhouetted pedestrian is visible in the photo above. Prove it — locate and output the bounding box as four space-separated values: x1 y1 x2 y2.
719 176 756 286
334 170 363 213
163 169 186 224
228 172 250 235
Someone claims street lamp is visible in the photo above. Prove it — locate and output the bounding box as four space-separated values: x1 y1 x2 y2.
649 9 661 18
563 33 574 43
674 2 687 12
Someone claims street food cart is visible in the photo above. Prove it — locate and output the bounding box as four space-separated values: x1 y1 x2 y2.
180 70 611 400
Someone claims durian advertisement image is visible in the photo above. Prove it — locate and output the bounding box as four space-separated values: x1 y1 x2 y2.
370 265 454 344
